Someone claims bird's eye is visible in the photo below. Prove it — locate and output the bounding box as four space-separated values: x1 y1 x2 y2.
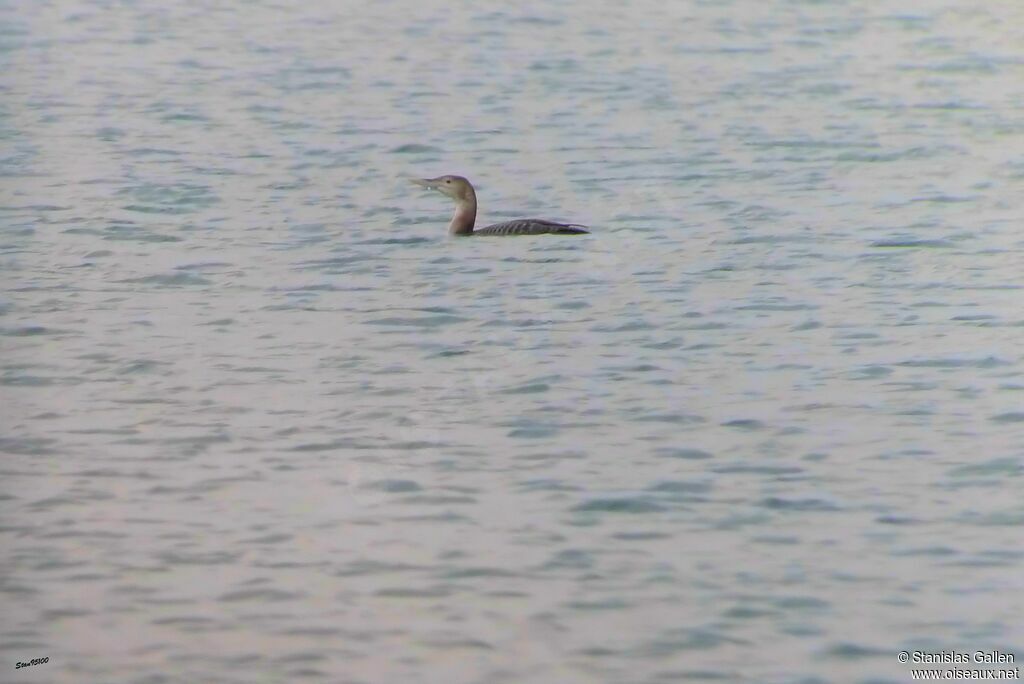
445 179 451 184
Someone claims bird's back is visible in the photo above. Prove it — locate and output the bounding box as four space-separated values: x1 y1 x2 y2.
473 219 589 236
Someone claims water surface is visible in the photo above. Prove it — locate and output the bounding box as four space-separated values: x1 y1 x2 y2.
2 1 1023 682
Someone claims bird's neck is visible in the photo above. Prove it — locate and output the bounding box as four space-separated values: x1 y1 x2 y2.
448 189 477 235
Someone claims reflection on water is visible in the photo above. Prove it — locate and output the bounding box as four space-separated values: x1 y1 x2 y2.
3 0 1023 682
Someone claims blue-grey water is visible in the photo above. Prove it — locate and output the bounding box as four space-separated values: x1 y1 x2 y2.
3 1 1024 682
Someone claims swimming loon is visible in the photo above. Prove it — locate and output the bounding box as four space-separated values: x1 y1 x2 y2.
411 175 589 236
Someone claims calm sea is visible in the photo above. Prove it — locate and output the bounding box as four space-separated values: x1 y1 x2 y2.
3 0 1023 682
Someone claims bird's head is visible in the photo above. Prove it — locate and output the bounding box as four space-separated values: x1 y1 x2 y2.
410 175 474 202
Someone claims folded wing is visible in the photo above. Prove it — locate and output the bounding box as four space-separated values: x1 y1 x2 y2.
474 219 590 236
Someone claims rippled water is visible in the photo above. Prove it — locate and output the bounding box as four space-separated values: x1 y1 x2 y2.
3 1 1024 682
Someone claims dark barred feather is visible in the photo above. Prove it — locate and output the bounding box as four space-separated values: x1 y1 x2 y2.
473 219 590 236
